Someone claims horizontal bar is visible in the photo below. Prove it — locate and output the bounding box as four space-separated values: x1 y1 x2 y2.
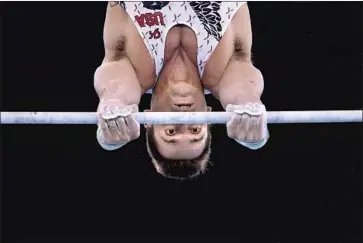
0 110 362 124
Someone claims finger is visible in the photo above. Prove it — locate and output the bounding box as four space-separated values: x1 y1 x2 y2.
108 119 122 139
99 119 113 143
248 115 260 141
226 104 236 112
125 115 140 139
127 104 139 113
226 104 244 114
226 113 242 138
244 102 264 116
102 104 116 120
107 107 122 137
244 102 253 111
239 113 251 141
239 103 263 142
104 104 137 120
115 117 130 142
107 105 124 136
256 111 268 141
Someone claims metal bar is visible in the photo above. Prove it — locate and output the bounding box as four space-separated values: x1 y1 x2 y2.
0 110 362 124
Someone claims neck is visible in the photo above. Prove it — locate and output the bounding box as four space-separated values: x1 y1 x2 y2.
151 49 205 111
156 49 202 92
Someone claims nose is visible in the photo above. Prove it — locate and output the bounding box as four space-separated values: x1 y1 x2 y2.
174 124 201 135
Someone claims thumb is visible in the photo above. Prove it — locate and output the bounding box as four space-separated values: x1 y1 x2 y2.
226 104 244 113
127 104 139 113
225 104 236 112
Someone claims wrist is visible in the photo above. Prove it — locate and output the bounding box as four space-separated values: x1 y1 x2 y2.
99 96 127 106
222 93 262 110
99 92 140 108
233 94 262 106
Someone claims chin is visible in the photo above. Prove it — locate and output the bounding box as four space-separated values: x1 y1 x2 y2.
169 82 197 96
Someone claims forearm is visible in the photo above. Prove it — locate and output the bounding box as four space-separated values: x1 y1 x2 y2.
217 60 264 109
94 59 142 150
94 59 142 107
219 60 269 149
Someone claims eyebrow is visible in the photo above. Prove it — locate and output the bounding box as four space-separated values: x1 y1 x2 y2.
162 135 205 144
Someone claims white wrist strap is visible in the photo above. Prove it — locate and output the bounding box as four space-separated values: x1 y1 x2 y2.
96 126 126 151
234 129 270 150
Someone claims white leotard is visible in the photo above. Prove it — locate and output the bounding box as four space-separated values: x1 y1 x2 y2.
119 1 246 94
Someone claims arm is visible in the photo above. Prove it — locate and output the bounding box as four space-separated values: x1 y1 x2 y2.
216 4 264 109
217 4 269 150
94 2 142 107
94 3 142 150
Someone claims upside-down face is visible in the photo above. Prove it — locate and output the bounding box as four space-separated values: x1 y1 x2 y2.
145 50 212 179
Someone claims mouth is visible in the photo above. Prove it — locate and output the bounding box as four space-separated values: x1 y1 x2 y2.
173 103 193 111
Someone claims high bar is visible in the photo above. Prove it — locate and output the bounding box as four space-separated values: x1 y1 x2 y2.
0 110 362 124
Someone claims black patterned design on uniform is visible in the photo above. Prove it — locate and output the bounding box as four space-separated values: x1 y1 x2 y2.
116 1 125 9
189 1 222 41
142 1 170 10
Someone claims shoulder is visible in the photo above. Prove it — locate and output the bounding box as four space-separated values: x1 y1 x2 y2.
229 3 252 56
109 1 126 9
230 3 250 31
106 1 129 22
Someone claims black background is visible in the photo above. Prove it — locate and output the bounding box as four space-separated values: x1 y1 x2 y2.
1 2 362 243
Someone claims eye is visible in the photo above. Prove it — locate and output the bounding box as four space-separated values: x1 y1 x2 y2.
165 128 176 136
190 126 201 134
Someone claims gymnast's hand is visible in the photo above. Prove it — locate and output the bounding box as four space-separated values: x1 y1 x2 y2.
226 102 269 150
96 99 140 150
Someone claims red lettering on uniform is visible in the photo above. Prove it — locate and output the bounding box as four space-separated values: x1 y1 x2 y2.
149 28 161 39
145 13 156 26
135 11 164 28
154 12 164 25
135 14 145 27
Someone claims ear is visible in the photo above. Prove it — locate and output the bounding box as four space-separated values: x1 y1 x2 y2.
206 106 212 112
143 109 152 128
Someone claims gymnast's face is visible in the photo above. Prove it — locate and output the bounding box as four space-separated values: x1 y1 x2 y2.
145 124 212 179
152 124 208 159
145 101 211 170
147 80 211 161
144 49 212 179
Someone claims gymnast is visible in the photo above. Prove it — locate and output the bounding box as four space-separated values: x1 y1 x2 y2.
94 1 269 179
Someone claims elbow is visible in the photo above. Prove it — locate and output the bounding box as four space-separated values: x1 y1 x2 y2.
252 66 264 97
94 64 106 98
238 62 264 97
93 60 118 97
218 63 264 106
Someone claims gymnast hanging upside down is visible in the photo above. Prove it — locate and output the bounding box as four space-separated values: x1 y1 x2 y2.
94 1 269 179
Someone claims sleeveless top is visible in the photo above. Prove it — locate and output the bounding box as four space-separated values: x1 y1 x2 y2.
119 1 246 94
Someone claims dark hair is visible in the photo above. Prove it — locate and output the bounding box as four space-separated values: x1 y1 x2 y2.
146 125 212 180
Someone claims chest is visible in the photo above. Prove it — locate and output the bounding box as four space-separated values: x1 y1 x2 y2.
164 26 235 92
123 2 239 91
127 25 234 88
